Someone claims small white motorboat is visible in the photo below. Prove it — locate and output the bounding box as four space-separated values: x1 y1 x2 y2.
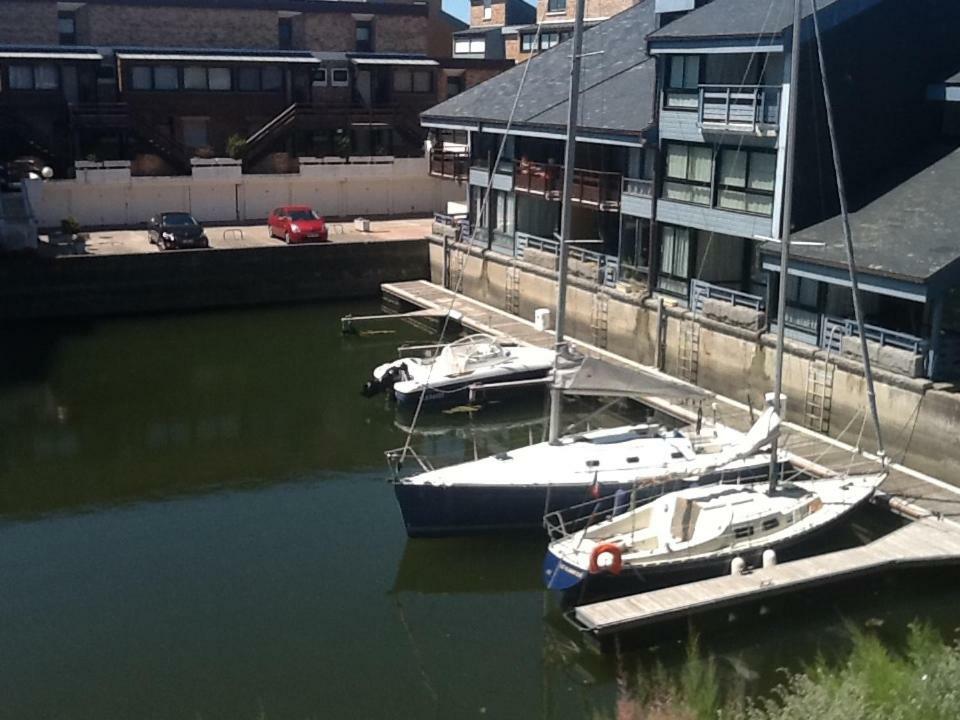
543 471 883 592
363 334 557 405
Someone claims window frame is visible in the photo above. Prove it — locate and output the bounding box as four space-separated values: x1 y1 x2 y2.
278 17 293 50
663 142 713 207
330 68 349 87
520 33 535 52
58 11 77 45
716 147 776 217
657 224 695 297
664 54 701 111
355 20 373 52
547 0 567 12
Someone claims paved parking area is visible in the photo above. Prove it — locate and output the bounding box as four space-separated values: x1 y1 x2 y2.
42 217 434 256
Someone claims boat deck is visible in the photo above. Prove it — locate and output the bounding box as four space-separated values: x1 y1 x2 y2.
381 279 960 638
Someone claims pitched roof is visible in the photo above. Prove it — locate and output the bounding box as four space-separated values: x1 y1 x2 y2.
422 0 657 138
778 143 960 283
648 0 846 42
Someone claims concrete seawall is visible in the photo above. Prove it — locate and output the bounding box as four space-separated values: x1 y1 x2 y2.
431 238 960 485
0 239 430 318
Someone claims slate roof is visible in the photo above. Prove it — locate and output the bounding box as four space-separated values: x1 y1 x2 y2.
771 143 960 283
648 0 845 41
421 0 657 138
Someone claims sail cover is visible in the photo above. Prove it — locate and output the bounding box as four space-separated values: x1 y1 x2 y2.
558 357 708 399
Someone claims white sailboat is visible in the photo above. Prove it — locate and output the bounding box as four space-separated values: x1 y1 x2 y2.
363 333 557 405
542 0 888 595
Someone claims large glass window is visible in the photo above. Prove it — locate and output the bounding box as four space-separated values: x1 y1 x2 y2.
184 66 206 90
547 0 567 11
717 148 775 216
658 225 693 297
619 216 649 283
394 69 431 93
208 67 231 90
663 143 712 206
237 67 260 91
665 55 700 110
520 33 535 52
8 64 60 90
278 17 293 50
262 66 283 90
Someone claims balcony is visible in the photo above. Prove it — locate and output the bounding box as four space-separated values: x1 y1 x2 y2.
513 161 621 211
428 149 468 181
698 85 781 135
621 176 654 219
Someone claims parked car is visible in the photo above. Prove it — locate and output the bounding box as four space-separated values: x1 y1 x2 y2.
147 212 209 250
268 206 328 243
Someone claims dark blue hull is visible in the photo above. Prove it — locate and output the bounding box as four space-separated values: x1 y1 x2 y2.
393 462 780 537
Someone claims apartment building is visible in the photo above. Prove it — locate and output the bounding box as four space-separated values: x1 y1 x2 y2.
0 0 512 175
422 0 960 379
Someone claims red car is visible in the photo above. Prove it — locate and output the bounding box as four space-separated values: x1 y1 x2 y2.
267 205 328 243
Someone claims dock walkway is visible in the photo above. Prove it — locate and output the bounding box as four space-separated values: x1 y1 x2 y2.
574 516 960 638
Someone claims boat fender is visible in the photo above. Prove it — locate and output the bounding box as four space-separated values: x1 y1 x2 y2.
731 556 747 576
762 549 777 569
589 543 623 575
361 378 382 398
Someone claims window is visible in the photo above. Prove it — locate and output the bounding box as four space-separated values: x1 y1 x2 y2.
717 148 775 216
58 11 76 45
446 75 464 98
183 66 205 90
483 0 492 20
181 117 209 149
455 37 485 54
658 225 693 297
762 518 780 531
8 64 60 90
494 190 514 235
547 0 566 11
331 68 349 86
520 33 535 52
237 67 260 91
541 32 560 49
312 67 328 86
663 143 712 205
278 17 293 50
733 525 755 539
154 66 179 90
208 67 231 90
355 21 372 52
469 38 485 53
262 66 283 90
394 69 431 93
131 65 152 90
665 55 700 110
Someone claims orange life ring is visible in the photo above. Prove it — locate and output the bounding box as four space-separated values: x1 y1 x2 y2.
589 543 623 575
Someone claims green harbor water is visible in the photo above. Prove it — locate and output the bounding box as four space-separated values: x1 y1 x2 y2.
1 301 958 720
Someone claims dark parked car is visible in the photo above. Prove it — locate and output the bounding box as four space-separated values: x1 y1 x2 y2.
268 205 328 243
147 212 209 250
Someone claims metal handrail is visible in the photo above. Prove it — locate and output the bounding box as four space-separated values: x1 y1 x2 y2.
697 84 781 130
691 279 765 314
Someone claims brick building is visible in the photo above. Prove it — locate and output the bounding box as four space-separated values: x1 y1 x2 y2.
0 0 512 175
451 0 640 63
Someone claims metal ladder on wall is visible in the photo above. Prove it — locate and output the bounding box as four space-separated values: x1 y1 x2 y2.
505 264 521 316
678 320 700 384
591 293 609 349
803 358 834 434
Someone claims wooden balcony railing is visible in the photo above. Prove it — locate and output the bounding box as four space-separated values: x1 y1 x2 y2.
513 161 621 211
429 149 469 180
698 84 781 134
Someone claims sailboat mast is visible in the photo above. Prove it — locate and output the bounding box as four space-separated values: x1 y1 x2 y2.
767 0 803 492
548 0 588 444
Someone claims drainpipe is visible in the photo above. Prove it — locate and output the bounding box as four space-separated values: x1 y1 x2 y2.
645 58 664 299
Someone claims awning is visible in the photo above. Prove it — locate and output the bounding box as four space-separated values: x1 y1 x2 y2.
0 51 102 61
559 357 709 399
350 57 439 66
115 52 320 64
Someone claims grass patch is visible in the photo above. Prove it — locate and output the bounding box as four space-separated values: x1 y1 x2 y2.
602 623 960 720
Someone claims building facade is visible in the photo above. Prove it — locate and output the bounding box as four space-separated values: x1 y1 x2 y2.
423 0 960 380
0 0 512 176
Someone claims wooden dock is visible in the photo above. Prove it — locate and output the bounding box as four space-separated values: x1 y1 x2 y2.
573 516 960 638
381 279 960 637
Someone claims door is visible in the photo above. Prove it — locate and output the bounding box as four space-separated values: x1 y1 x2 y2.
356 70 373 107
